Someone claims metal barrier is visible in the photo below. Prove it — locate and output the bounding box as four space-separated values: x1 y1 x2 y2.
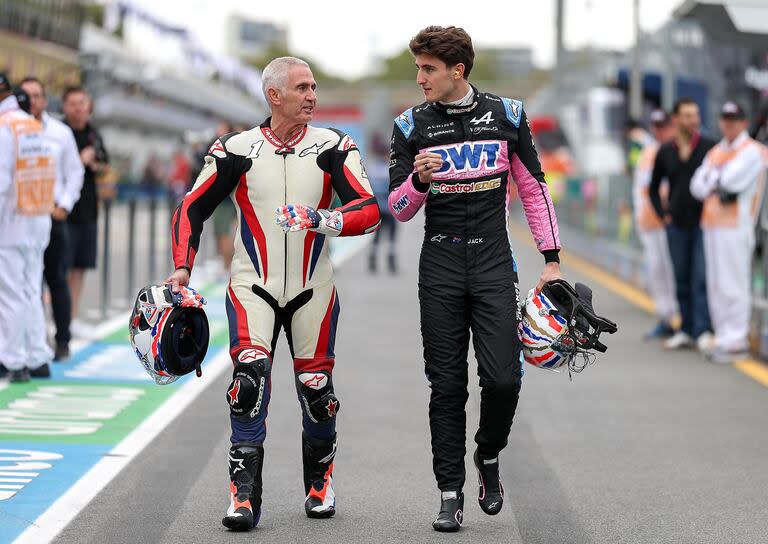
752 172 768 358
554 166 768 361
556 173 639 249
91 192 217 320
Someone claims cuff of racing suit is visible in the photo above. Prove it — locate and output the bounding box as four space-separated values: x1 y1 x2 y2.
542 249 560 264
176 265 192 275
411 172 430 193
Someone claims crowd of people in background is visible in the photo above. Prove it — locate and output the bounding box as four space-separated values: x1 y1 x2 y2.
630 98 768 365
3 65 768 386
0 71 276 386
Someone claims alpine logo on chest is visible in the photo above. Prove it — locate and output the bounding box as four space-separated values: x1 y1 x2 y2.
428 140 502 175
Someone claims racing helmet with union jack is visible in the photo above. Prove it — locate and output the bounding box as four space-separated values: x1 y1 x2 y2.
129 284 209 385
519 280 617 373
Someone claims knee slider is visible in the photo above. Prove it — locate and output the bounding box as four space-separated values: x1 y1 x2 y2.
296 370 340 423
227 357 271 418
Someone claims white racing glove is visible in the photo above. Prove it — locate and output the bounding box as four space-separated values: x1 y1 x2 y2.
275 204 344 236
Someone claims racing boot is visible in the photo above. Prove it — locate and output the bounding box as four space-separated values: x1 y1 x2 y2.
474 449 504 515
432 490 464 532
302 432 337 518
222 442 263 531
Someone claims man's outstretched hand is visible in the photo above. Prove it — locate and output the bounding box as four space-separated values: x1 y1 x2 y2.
276 204 343 236
275 204 320 232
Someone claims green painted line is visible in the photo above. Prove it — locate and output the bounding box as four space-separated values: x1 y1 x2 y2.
0 381 174 445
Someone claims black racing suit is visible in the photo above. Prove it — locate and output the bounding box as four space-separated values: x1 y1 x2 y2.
388 85 561 491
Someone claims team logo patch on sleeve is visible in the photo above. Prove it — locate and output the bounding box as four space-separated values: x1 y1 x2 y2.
395 108 415 138
500 98 523 128
392 194 410 214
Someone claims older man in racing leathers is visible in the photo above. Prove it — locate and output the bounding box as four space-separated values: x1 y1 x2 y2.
389 26 563 532
166 57 380 531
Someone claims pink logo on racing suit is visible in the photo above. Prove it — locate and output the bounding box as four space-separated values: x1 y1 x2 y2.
422 140 509 181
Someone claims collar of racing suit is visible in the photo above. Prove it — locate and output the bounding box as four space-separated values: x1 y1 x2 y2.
439 85 474 107
431 84 482 116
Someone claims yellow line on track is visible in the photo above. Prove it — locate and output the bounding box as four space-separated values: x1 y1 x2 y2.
508 222 768 389
734 359 768 387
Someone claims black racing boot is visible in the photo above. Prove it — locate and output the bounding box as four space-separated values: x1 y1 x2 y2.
432 491 464 532
302 432 337 518
222 443 263 531
474 449 504 515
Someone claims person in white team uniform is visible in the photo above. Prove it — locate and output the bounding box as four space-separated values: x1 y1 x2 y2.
633 109 679 339
0 73 56 383
20 77 84 363
691 101 768 364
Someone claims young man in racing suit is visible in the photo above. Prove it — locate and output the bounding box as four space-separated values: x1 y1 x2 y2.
166 57 380 531
389 26 563 532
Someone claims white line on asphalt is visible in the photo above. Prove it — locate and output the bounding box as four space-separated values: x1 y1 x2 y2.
12 350 231 544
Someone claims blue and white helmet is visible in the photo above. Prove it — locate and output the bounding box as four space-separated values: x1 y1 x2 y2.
129 284 209 385
519 280 618 373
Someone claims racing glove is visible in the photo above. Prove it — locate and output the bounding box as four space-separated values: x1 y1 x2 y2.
275 204 344 237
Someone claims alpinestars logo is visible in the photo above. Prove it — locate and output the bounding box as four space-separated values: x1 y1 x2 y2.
299 140 330 157
208 139 226 159
325 398 339 417
337 135 358 151
228 452 246 474
299 372 328 390
227 379 241 406
238 348 265 363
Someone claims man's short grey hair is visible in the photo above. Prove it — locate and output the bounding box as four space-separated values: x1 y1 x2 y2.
261 56 311 107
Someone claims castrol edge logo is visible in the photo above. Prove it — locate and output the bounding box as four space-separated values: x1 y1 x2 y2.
431 177 501 194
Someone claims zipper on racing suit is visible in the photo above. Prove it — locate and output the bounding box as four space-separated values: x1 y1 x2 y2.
282 154 288 301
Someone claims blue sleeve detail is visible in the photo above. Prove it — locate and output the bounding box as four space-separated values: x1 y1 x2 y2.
501 98 523 128
394 108 415 138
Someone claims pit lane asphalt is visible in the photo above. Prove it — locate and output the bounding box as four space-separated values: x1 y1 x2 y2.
55 216 768 544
